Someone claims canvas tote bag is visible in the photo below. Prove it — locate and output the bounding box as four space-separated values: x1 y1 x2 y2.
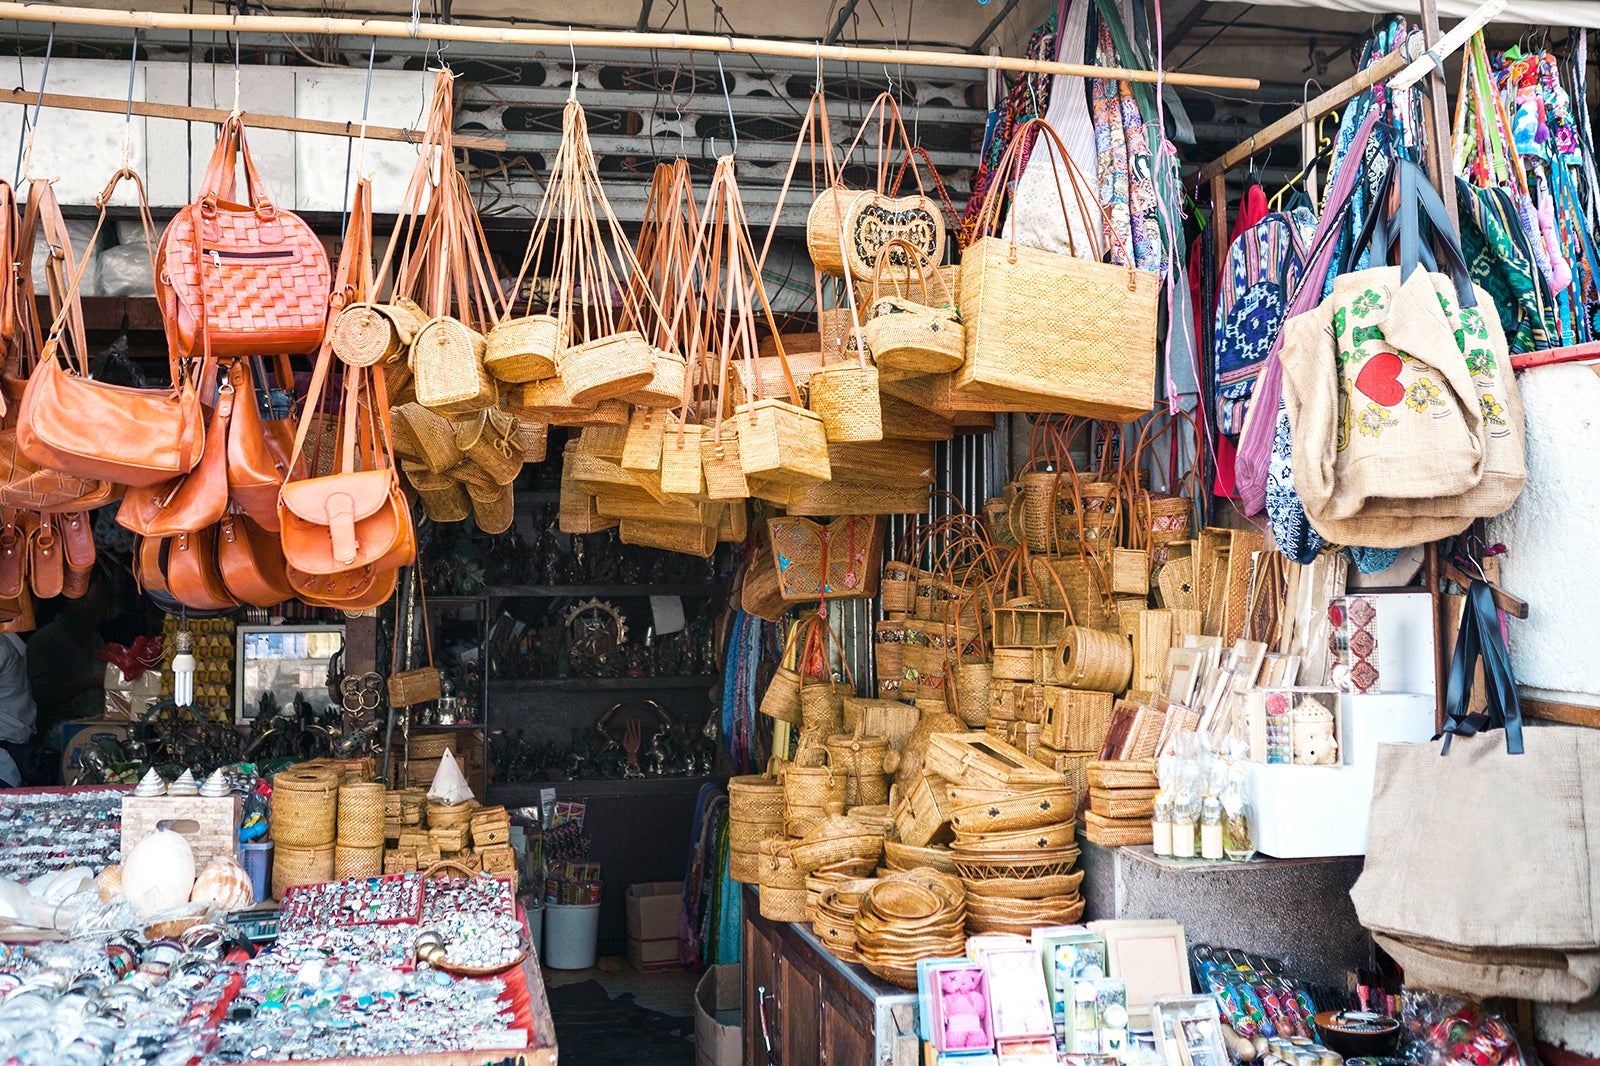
1350 580 1600 1003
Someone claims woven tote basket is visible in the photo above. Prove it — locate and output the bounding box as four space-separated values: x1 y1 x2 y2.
800 682 845 740
336 781 386 847
620 408 666 473
881 562 916 614
784 748 846 818
484 314 563 383
700 425 751 500
618 517 716 557
863 236 964 378
469 482 514 534
879 393 954 442
333 843 384 880
412 316 496 416
784 478 931 518
659 427 704 496
454 410 524 486
807 361 884 443
956 120 1157 420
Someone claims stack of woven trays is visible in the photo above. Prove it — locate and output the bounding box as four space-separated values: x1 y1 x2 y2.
1081 759 1158 846
948 783 1083 934
854 868 968 989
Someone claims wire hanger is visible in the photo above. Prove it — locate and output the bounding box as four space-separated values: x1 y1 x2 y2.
229 24 241 118
716 54 738 157
119 29 138 173
342 36 378 233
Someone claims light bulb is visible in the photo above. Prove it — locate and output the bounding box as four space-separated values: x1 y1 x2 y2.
172 630 196 708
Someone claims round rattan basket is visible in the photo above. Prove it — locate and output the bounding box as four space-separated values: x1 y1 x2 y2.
955 662 993 727
951 822 1077 853
334 842 384 880
783 748 844 821
882 840 958 874
790 805 885 874
758 838 806 891
758 666 804 725
728 773 785 821
468 482 514 534
1058 626 1134 692
484 314 563 383
272 841 335 900
758 884 808 922
960 869 1085 900
336 781 386 848
427 799 475 830
729 848 760 884
950 787 1076 836
271 767 340 847
561 330 656 406
825 732 892 808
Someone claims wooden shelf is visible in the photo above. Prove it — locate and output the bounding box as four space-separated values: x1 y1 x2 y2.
483 584 724 598
490 674 719 693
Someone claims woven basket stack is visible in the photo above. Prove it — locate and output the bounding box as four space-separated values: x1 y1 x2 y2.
1081 759 1160 848
270 765 341 900
728 772 786 883
407 731 485 790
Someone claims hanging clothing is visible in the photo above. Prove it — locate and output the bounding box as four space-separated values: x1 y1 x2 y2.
1213 209 1314 435
959 10 1058 246
1458 178 1564 353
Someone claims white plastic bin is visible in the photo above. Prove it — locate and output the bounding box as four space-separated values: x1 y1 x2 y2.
542 902 601 969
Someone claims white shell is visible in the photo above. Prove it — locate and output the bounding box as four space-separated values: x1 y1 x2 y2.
96 866 124 903
199 769 231 798
0 878 30 921
133 767 167 797
121 830 196 917
27 867 92 904
167 769 199 797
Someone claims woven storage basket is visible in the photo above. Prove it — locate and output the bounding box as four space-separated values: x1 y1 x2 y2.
873 622 905 700
728 773 786 822
783 477 930 518
757 837 806 890
331 301 419 367
759 666 804 725
882 839 958 873
807 362 883 443
516 419 549 465
758 884 809 922
560 330 656 406
784 805 830 839
659 427 704 496
520 375 589 422
956 662 993 727
334 843 384 880
990 646 1038 682
826 733 893 808
620 408 666 472
272 767 339 847
399 789 426 825
735 400 831 487
417 481 470 523
729 818 784 853
388 411 425 465
272 842 335 900
800 682 845 738
617 517 716 557
399 402 464 475
783 749 845 820
881 562 916 614
840 697 919 752
336 781 386 848
700 425 751 500
410 732 476 760
1059 481 1120 548
621 349 688 409
427 799 474 829
730 849 760 884
1111 547 1150 596
879 393 954 442
894 773 954 848
789 806 886 873
484 314 564 383
1057 627 1133 692
412 316 496 416
454 410 524 486
469 482 515 534
1030 555 1119 632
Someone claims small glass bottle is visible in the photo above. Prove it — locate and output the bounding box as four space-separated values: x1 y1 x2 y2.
1200 794 1225 860
1152 790 1174 858
1222 761 1257 862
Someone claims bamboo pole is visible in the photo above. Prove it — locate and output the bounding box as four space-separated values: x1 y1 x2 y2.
1 86 508 151
1194 34 1419 185
0 1 1261 91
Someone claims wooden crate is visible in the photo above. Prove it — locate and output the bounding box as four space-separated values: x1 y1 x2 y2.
1086 759 1158 790
121 795 241 873
1082 810 1154 847
1088 786 1158 820
1043 689 1114 751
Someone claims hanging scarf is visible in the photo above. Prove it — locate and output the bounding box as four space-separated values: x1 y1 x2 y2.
679 785 725 967
959 9 1058 246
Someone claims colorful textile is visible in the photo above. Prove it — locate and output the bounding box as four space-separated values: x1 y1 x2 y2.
959 9 1057 246
1458 178 1563 353
1091 22 1164 273
1214 210 1313 434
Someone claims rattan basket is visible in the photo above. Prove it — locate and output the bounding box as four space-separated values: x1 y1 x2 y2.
807 361 883 443
700 424 750 500
413 316 496 416
484 314 564 383
336 781 387 848
334 842 384 880
882 839 958 873
398 402 464 475
990 646 1038 682
799 682 845 739
759 666 804 725
427 799 475 830
272 841 335 900
825 732 893 808
561 330 656 406
949 786 1075 836
1057 626 1134 692
271 767 340 847
469 481 515 534
621 349 688 409
729 772 786 822
455 409 525 486
881 562 916 614
758 884 809 922
418 481 471 523
332 301 419 367
757 837 806 891
730 848 760 884
789 803 886 873
955 662 992 727
865 296 965 376
783 747 845 819
736 399 831 488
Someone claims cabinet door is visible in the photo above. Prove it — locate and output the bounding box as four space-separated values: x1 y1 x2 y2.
780 954 822 1066
822 996 875 1066
744 912 780 1066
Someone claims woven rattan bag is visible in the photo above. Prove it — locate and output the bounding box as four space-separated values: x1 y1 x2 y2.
864 237 964 379
957 119 1157 420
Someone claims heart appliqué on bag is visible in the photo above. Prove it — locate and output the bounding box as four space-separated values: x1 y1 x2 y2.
1355 351 1406 407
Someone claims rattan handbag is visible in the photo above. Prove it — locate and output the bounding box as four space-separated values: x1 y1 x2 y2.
864 237 964 379
958 119 1158 419
768 515 885 603
388 569 443 709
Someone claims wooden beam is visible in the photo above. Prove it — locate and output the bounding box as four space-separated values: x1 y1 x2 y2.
1163 1 1215 55
1522 697 1600 729
1417 0 1460 230
1510 339 1600 370
1 86 509 152
1195 35 1417 185
0 1 1261 90
971 0 1027 53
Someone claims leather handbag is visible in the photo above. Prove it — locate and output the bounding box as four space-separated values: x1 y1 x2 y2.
158 527 240 612
0 180 118 511
228 357 300 530
216 510 293 607
18 169 206 488
288 562 399 612
27 512 63 600
0 512 24 599
156 116 330 364
279 178 415 594
60 510 93 600
116 371 234 537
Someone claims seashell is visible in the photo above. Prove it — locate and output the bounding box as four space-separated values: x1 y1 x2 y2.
133 767 167 797
199 769 230 798
122 830 196 917
97 865 124 903
167 769 199 797
189 856 254 911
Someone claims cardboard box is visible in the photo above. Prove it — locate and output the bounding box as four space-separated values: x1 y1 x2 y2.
1243 761 1377 858
626 881 685 972
694 963 742 1066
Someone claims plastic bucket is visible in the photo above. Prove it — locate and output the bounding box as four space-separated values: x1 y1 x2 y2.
542 902 601 969
528 905 545 961
239 840 274 904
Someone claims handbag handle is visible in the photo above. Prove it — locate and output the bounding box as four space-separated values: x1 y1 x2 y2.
1441 579 1523 756
198 116 275 214
867 236 948 309
970 117 1114 265
1341 158 1477 308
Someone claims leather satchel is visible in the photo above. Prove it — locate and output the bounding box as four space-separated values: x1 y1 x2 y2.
159 527 240 612
18 170 206 488
117 371 234 536
217 510 293 608
60 510 93 599
156 116 330 364
27 512 63 600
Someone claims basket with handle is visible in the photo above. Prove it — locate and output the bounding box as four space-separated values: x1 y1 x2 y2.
783 745 846 829
421 860 527 973
1124 408 1201 587
758 615 814 725
863 236 964 379
825 727 895 807
388 569 443 709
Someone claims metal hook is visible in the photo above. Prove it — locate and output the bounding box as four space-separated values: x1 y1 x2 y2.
716 53 737 155
14 23 54 186
814 43 823 95
342 35 378 231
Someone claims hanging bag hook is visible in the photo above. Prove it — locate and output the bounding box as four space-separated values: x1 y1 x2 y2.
14 24 55 185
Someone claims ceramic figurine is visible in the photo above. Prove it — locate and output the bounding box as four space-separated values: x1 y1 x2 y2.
1291 704 1338 765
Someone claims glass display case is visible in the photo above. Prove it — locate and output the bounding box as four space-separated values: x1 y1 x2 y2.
235 625 346 723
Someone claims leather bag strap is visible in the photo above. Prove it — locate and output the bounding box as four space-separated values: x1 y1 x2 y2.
1440 579 1523 756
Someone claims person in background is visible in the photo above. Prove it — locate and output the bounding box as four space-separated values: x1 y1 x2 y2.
28 580 110 777
0 633 36 787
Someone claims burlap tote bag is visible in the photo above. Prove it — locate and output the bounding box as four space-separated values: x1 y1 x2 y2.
1350 581 1600 1003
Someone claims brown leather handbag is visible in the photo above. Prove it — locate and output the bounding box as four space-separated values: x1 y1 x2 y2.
18 169 206 488
0 512 24 600
117 371 234 537
60 510 93 599
288 562 400 612
228 357 300 530
217 510 293 607
278 178 414 586
160 527 239 612
27 513 63 600
156 116 330 364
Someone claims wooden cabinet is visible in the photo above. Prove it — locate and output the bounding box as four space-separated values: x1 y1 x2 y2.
742 887 919 1066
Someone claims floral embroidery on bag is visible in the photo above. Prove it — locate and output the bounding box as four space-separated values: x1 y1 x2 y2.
1333 307 1348 337
1350 324 1385 349
1356 403 1398 437
1465 345 1497 374
1405 378 1444 412
1481 394 1506 426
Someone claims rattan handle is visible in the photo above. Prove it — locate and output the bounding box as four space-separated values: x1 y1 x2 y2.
423 859 479 880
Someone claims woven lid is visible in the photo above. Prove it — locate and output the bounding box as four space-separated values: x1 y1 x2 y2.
273 767 340 794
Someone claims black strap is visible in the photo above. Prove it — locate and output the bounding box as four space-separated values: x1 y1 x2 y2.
1342 158 1477 308
1440 579 1523 755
